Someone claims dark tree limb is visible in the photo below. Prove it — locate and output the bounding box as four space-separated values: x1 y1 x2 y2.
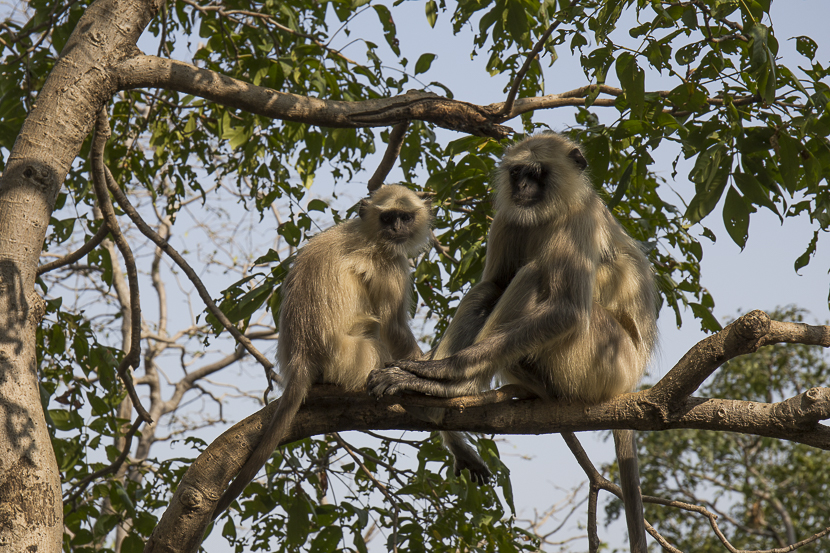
651 310 830 408
63 418 143 505
90 110 152 424
114 55 513 139
36 222 110 275
102 166 275 373
112 55 786 140
367 120 410 193
561 432 605 553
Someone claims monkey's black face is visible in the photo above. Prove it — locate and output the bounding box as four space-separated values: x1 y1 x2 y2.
378 209 417 243
508 163 548 207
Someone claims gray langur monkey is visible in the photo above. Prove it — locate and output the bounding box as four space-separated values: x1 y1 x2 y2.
367 134 657 553
212 184 488 520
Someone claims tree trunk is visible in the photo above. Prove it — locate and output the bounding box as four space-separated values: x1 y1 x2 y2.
0 1 160 550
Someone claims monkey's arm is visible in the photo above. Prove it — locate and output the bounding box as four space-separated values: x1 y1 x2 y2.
386 262 593 382
431 280 504 359
384 307 422 360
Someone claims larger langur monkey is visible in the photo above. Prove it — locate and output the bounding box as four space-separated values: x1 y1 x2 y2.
368 134 658 553
212 184 489 520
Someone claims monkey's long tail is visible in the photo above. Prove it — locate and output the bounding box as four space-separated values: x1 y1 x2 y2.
613 428 647 553
212 376 309 520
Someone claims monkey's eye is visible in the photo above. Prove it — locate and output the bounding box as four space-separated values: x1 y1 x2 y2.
380 212 394 225
509 166 523 180
400 213 413 223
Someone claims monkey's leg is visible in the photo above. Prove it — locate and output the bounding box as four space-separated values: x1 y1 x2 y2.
415 281 504 485
393 266 581 382
366 367 492 483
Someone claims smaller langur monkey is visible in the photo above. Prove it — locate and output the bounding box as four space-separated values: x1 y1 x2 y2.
368 134 657 553
213 184 488 520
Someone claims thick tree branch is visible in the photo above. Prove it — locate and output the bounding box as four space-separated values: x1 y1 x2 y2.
147 308 830 553
652 310 830 408
149 388 830 551
114 55 513 138
112 55 784 140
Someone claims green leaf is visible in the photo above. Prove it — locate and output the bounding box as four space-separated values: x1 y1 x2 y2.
607 160 633 209
732 171 780 218
373 5 400 56
747 24 771 70
414 53 437 75
310 525 343 553
689 302 723 332
794 230 818 272
425 0 438 28
307 199 328 212
278 221 302 247
686 145 732 223
48 409 75 431
87 393 110 416
121 534 144 553
286 489 312 545
504 2 528 42
777 133 802 193
615 52 645 118
795 36 818 60
722 186 750 249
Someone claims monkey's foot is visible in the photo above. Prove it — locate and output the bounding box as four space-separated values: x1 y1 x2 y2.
366 366 414 398
454 454 492 485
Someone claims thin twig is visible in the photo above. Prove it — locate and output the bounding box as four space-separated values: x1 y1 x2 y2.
367 121 410 193
36 223 110 275
499 19 562 119
91 110 153 424
102 167 275 373
64 418 142 504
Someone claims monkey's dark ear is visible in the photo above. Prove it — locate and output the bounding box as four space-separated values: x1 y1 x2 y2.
415 190 434 207
358 198 370 219
568 147 588 171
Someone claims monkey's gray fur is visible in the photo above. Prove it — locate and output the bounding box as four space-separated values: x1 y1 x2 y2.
367 134 657 553
212 184 488 519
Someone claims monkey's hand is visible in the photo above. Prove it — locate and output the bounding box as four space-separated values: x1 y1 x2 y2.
366 365 416 398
